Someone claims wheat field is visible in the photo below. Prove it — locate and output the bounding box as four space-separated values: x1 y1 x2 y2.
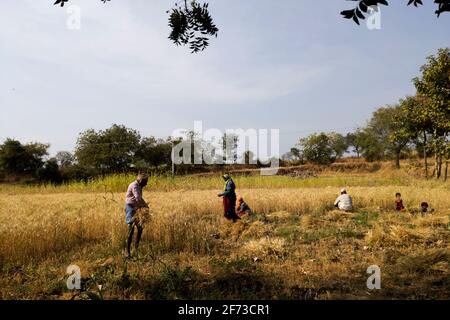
0 168 449 300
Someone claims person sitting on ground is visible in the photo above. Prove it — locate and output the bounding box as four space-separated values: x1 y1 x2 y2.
334 188 353 212
420 202 434 215
218 174 240 223
124 173 149 259
236 196 253 218
395 193 406 212
409 202 434 216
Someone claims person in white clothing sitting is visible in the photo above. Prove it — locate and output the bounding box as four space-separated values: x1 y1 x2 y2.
334 188 353 212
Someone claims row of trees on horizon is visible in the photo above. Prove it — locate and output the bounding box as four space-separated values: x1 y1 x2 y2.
289 48 449 180
0 48 448 183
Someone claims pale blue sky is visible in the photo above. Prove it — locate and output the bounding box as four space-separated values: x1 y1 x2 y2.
0 0 449 156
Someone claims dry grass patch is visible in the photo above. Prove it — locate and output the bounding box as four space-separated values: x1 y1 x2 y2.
239 237 288 260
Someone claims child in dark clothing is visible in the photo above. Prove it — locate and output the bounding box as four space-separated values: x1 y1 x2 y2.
420 202 433 214
409 202 435 216
395 193 405 212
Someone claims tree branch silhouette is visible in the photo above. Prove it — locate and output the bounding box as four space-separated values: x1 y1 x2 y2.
341 0 450 25
53 0 449 53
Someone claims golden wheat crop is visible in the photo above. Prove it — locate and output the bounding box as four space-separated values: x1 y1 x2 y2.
0 173 449 300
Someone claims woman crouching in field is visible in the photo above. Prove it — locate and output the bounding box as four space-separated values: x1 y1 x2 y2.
236 196 253 218
124 173 150 260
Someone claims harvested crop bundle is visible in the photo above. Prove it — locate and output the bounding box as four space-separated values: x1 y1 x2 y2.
134 207 152 228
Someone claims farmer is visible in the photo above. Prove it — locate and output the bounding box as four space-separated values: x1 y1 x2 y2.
236 196 253 217
124 173 149 259
218 174 240 222
334 188 353 212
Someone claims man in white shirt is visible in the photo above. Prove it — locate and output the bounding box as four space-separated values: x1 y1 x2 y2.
334 188 353 212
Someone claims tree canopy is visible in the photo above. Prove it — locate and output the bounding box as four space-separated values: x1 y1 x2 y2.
0 139 49 178
286 48 449 179
298 132 348 165
412 48 450 178
75 124 141 173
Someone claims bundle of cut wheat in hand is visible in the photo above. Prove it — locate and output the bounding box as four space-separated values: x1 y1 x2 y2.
134 207 152 227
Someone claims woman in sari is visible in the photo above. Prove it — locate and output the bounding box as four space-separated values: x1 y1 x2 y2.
218 174 240 222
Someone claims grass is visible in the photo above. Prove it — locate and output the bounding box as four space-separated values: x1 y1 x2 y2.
0 166 449 300
0 162 445 195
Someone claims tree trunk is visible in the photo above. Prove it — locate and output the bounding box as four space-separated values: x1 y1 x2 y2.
437 154 442 179
435 153 439 179
423 132 428 179
444 160 449 182
434 130 439 180
395 150 401 169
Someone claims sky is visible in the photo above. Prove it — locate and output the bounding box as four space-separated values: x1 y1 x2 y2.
0 0 449 156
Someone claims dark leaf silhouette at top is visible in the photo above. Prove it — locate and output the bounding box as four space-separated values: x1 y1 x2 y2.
341 0 450 25
341 0 388 25
54 0 69 7
52 1 448 53
168 1 219 53
54 0 109 6
435 0 450 16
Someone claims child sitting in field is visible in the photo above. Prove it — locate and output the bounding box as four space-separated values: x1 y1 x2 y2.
395 193 405 212
236 196 253 217
420 202 435 214
409 202 434 216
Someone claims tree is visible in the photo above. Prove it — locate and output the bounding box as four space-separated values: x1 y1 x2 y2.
134 137 172 169
413 48 450 179
243 150 257 165
24 143 50 173
75 124 141 173
0 139 49 178
398 95 434 177
357 105 411 167
298 133 334 165
55 151 75 168
222 133 239 164
36 158 62 184
53 1 448 54
390 109 414 169
297 132 348 165
355 128 386 162
0 139 29 176
290 147 302 163
346 132 363 158
328 132 349 161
